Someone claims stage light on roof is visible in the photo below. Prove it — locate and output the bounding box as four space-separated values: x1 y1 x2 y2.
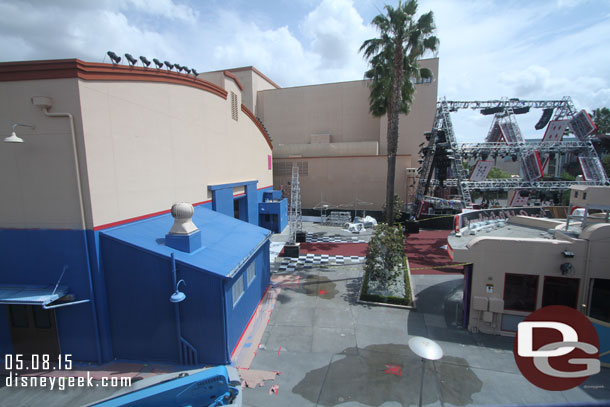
124 53 137 66
153 58 163 69
139 56 151 67
107 51 121 64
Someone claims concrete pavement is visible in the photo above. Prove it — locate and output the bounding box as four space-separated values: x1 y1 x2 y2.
242 262 610 407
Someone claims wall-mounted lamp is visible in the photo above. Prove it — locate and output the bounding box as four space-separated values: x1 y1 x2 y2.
560 263 572 275
562 250 575 258
170 279 187 303
4 123 35 143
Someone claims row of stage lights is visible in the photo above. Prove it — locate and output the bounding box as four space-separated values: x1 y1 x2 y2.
106 51 199 76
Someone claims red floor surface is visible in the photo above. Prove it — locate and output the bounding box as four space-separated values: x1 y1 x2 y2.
404 230 463 275
280 243 369 257
278 231 462 275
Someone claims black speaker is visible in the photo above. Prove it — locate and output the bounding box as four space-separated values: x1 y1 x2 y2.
535 108 554 130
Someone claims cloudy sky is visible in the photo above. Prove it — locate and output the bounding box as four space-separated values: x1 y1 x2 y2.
1 0 609 141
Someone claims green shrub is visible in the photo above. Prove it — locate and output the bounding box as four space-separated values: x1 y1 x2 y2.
361 256 411 306
381 194 404 223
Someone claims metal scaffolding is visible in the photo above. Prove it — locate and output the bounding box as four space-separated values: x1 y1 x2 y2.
288 165 302 244
414 97 608 217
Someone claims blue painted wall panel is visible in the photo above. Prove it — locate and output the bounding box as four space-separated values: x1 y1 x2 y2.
101 236 180 362
176 263 227 365
87 230 113 362
258 198 288 233
225 241 271 356
245 183 259 226
236 196 248 222
100 236 228 365
211 188 234 218
0 305 12 355
0 229 100 362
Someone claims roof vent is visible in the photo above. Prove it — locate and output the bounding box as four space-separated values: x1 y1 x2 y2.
165 203 201 252
169 203 198 235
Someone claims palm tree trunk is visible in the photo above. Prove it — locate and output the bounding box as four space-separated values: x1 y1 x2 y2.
385 36 404 225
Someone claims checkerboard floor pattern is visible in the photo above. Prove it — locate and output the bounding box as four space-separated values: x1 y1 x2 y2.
305 233 366 243
274 254 366 272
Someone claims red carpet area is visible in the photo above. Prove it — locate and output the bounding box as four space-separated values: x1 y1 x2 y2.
278 230 463 275
404 230 463 275
298 242 369 257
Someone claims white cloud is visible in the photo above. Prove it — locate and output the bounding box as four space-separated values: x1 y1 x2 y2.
301 0 374 69
124 0 198 22
1 0 609 122
0 0 193 62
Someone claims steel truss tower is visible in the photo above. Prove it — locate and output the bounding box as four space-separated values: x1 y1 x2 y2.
288 165 302 244
414 97 608 217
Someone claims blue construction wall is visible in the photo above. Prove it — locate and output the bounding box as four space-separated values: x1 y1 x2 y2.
87 230 114 362
0 229 100 362
258 198 288 233
100 235 228 365
224 241 271 356
177 263 229 365
256 186 273 203
0 305 12 355
211 188 234 218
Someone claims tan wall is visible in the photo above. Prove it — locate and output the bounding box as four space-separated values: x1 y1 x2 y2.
378 58 439 156
455 236 588 335
570 185 610 207
273 155 414 210
581 223 610 280
229 69 277 116
78 79 272 228
0 78 87 229
258 79 380 145
0 74 272 230
274 141 378 158
453 221 610 335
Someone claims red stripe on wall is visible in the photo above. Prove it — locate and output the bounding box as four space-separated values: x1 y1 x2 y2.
231 284 271 360
0 59 228 100
93 185 274 231
223 70 244 91
241 104 273 150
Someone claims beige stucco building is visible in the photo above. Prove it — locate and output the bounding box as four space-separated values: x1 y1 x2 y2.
253 58 439 211
1 60 274 230
448 186 610 340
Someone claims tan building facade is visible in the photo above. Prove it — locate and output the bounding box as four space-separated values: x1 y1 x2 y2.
448 186 610 338
1 60 274 230
253 58 439 211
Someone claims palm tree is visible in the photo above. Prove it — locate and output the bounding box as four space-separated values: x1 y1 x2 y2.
360 0 438 225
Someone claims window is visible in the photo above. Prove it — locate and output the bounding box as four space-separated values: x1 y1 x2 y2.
583 192 587 200
247 263 256 286
230 91 238 121
574 191 579 198
232 276 244 306
542 276 579 308
273 161 308 177
503 273 538 312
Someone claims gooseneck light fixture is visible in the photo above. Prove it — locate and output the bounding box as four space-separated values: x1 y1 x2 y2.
170 279 187 303
4 123 35 143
